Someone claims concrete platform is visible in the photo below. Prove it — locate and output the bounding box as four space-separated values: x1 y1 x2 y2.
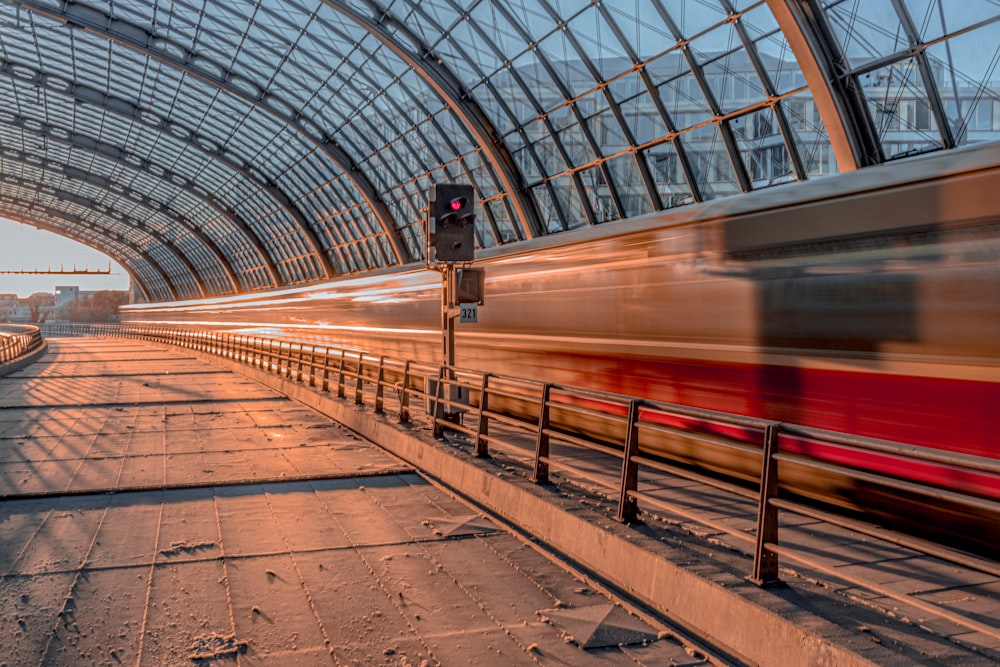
180 337 1000 667
0 339 704 666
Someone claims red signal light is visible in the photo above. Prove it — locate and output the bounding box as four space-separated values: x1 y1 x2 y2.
449 197 466 212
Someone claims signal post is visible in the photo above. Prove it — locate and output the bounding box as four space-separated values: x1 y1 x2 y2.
427 183 484 423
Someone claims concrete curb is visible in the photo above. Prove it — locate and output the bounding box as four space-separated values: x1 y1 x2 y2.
196 350 892 667
0 340 48 378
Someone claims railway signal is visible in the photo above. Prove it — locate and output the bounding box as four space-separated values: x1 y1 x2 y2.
431 183 476 262
427 183 482 427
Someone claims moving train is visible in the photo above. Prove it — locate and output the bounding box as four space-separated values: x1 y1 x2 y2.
122 141 1000 554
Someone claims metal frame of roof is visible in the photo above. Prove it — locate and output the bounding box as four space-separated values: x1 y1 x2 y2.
0 0 996 302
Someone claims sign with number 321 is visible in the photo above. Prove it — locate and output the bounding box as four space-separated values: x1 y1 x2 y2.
460 303 478 323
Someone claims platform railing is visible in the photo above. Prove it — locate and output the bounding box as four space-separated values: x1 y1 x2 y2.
40 322 1000 641
0 324 44 367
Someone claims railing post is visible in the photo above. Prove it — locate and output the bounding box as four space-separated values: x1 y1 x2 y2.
295 344 304 382
308 346 317 387
750 422 783 587
399 360 411 424
354 353 365 405
337 351 347 398
432 366 447 438
374 356 386 414
474 373 492 458
321 349 331 392
532 384 553 484
617 398 641 523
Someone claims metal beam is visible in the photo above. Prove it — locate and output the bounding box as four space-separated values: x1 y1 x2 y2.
767 0 881 170
66 172 234 295
1 147 241 294
888 0 956 149
726 6 808 182
27 221 154 303
0 17 331 284
53 189 207 298
324 0 544 241
213 203 280 287
1 175 198 298
19 0 404 273
0 206 163 301
0 57 283 289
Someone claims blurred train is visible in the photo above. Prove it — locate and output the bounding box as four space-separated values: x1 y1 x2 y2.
122 142 1000 553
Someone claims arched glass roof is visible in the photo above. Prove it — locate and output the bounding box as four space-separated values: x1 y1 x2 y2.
0 0 997 302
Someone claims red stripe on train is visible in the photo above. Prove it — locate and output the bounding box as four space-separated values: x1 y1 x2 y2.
559 354 999 459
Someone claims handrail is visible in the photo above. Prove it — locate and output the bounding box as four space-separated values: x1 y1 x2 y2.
0 324 44 367
39 322 1000 641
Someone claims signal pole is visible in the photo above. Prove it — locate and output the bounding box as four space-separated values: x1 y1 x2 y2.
427 183 477 371
426 183 486 426
442 262 457 369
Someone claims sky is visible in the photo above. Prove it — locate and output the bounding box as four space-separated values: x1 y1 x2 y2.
0 218 131 297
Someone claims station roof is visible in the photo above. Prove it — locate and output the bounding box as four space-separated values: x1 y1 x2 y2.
0 1 997 302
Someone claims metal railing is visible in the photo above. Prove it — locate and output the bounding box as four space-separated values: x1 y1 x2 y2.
0 324 44 367
41 322 1000 640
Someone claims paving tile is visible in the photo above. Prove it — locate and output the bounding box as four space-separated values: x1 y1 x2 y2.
3 337 996 665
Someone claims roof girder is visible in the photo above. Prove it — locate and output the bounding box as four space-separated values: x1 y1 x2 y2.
0 138 242 294
0 203 172 301
766 0 879 169
0 56 296 289
60 166 242 294
15 0 337 279
18 0 408 272
18 217 155 302
324 0 544 240
52 188 208 298
2 170 203 298
0 146 218 297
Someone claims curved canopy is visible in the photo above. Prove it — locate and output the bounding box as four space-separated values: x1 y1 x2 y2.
0 0 997 302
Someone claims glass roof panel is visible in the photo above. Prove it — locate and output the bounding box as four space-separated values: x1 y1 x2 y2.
608 153 653 218
823 0 909 64
672 1 729 38
467 2 525 65
685 122 740 200
603 0 677 58
0 0 996 301
536 31 596 99
503 1 562 44
733 107 795 188
642 140 693 208
620 92 670 144
900 0 998 42
656 68 715 129
821 0 1000 156
863 57 943 157
566 5 632 82
926 23 1000 147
